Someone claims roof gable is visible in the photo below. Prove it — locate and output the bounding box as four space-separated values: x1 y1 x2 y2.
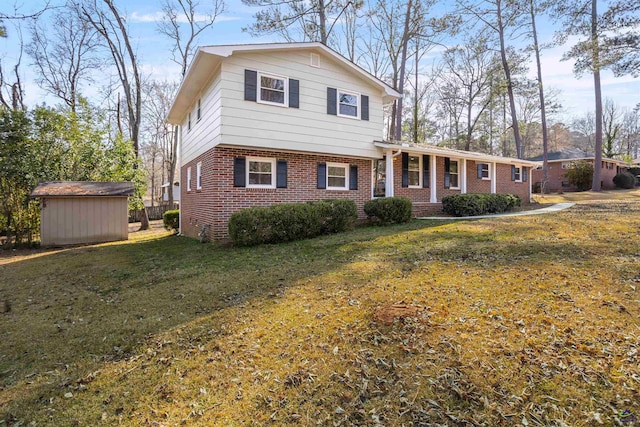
167 42 400 124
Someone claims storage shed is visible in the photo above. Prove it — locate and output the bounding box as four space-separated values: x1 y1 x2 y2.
31 181 135 246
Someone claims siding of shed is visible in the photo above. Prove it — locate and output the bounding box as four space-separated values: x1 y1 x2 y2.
40 197 129 246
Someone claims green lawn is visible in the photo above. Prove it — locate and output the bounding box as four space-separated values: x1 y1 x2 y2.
533 187 640 204
1 200 639 426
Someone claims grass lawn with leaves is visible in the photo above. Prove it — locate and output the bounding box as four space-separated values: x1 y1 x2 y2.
1 200 639 426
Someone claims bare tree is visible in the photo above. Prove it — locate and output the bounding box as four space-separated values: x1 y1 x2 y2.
241 0 359 45
0 27 25 110
456 0 526 158
602 98 622 158
158 0 225 78
438 38 499 151
79 0 148 228
27 5 102 112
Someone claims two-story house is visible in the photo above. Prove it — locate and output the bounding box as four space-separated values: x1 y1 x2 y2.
167 43 537 241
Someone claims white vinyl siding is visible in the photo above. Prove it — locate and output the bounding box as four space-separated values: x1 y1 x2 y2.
181 66 222 165
219 50 384 159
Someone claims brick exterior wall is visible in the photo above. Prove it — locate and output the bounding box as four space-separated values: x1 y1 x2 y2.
495 163 531 201
531 160 623 192
181 147 373 240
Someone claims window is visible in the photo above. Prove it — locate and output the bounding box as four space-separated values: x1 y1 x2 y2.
479 163 490 180
338 90 358 118
188 112 192 131
258 72 287 106
197 98 201 121
514 166 522 182
187 166 192 191
327 163 348 190
561 161 573 169
408 155 421 187
196 162 202 190
374 158 386 198
247 157 276 188
449 160 459 189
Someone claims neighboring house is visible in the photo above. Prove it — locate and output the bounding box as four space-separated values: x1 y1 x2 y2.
529 148 628 192
161 182 181 204
166 43 536 241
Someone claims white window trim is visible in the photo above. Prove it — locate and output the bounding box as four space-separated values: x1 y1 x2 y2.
408 154 422 188
337 88 360 119
326 162 349 191
514 166 522 183
449 159 460 190
480 163 491 180
561 161 572 169
197 98 202 122
187 112 192 132
257 71 289 108
246 156 277 189
187 166 192 192
196 162 202 190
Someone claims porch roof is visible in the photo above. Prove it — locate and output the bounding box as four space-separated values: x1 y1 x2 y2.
374 142 539 167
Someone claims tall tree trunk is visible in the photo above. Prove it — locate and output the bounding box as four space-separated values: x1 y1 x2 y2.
497 0 523 158
394 0 413 142
530 0 549 193
318 0 327 44
413 41 419 144
591 0 603 191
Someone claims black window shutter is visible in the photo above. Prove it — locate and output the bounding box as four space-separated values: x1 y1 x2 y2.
477 163 483 179
244 70 257 102
234 157 246 187
349 165 358 190
423 155 430 188
327 88 337 115
523 167 528 182
361 95 369 121
317 162 327 189
289 79 299 108
444 157 451 189
276 160 288 188
401 152 409 187
511 165 516 181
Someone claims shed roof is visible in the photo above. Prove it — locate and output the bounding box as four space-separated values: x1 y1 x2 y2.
30 181 135 198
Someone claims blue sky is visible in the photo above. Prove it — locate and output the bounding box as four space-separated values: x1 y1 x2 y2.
1 0 638 122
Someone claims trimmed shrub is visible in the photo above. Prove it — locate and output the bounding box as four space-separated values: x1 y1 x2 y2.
228 199 357 246
564 160 593 191
613 172 636 189
163 209 180 231
442 194 521 217
363 196 413 225
310 199 358 234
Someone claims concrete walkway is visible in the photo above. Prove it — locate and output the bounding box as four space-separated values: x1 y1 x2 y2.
416 202 575 221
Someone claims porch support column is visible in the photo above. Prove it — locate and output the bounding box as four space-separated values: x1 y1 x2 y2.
491 162 497 194
461 159 467 194
430 155 437 203
385 149 394 197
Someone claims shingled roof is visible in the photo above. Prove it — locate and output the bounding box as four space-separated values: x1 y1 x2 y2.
30 181 135 198
527 148 593 162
